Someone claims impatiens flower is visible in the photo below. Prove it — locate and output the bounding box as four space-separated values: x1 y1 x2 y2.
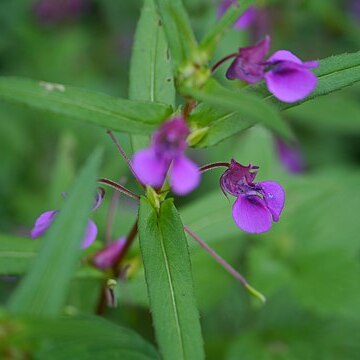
275 137 305 174
220 159 285 233
92 237 126 270
217 1 257 29
132 117 200 195
31 188 104 248
226 36 319 102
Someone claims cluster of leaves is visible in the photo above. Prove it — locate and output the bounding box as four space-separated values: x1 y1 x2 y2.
0 0 360 359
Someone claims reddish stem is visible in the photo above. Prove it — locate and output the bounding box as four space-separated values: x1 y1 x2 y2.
98 178 140 200
211 53 239 73
199 162 229 173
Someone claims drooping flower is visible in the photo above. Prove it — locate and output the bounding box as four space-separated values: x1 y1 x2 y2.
92 237 126 270
132 117 200 195
274 137 305 174
31 188 104 248
217 1 257 29
220 159 285 233
226 36 319 102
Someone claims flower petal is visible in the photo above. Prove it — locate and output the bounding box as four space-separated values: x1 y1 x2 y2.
132 148 168 187
81 220 97 249
92 237 126 269
31 210 58 239
92 187 105 211
226 36 270 83
265 63 318 102
275 137 305 174
232 195 273 233
170 155 200 195
268 50 302 64
258 181 285 222
234 6 257 29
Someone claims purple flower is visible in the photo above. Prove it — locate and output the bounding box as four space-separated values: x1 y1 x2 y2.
275 137 305 174
34 0 88 25
226 36 319 102
31 188 104 248
220 159 285 233
132 117 200 195
217 1 257 29
92 237 126 270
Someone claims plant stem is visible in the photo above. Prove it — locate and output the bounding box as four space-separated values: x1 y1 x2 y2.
96 221 139 315
107 130 141 183
199 162 229 173
184 225 266 303
211 53 238 73
98 178 140 200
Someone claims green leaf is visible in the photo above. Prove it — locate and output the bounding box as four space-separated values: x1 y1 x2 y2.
153 0 198 66
263 51 360 111
188 103 252 147
0 77 172 135
4 316 159 360
287 94 360 134
129 0 175 150
138 197 204 360
0 235 38 275
8 150 101 316
200 0 253 55
187 78 293 141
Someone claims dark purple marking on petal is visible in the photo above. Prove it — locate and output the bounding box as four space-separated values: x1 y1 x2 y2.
170 155 201 195
226 36 270 83
257 181 285 222
31 210 58 239
232 195 273 233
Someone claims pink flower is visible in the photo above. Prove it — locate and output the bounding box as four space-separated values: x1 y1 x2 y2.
217 1 257 29
226 36 319 102
132 117 200 195
220 160 285 233
92 237 126 270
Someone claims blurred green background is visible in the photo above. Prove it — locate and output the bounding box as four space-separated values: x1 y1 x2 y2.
1 0 360 359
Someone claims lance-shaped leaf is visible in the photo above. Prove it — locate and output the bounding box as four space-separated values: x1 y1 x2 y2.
138 197 204 360
8 150 101 316
129 0 175 150
153 0 198 66
0 77 172 135
3 316 159 360
200 0 253 55
186 78 292 141
0 235 39 275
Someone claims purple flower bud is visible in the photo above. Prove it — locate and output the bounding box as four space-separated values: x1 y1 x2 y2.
30 188 104 248
275 137 305 174
217 1 257 30
132 117 200 195
92 237 126 270
225 36 319 102
226 36 270 84
220 159 285 233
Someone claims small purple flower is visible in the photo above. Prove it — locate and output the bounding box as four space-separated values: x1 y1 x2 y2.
217 1 257 29
220 159 285 233
31 188 104 248
226 36 319 102
92 237 126 270
34 0 88 25
275 137 305 174
132 117 200 195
